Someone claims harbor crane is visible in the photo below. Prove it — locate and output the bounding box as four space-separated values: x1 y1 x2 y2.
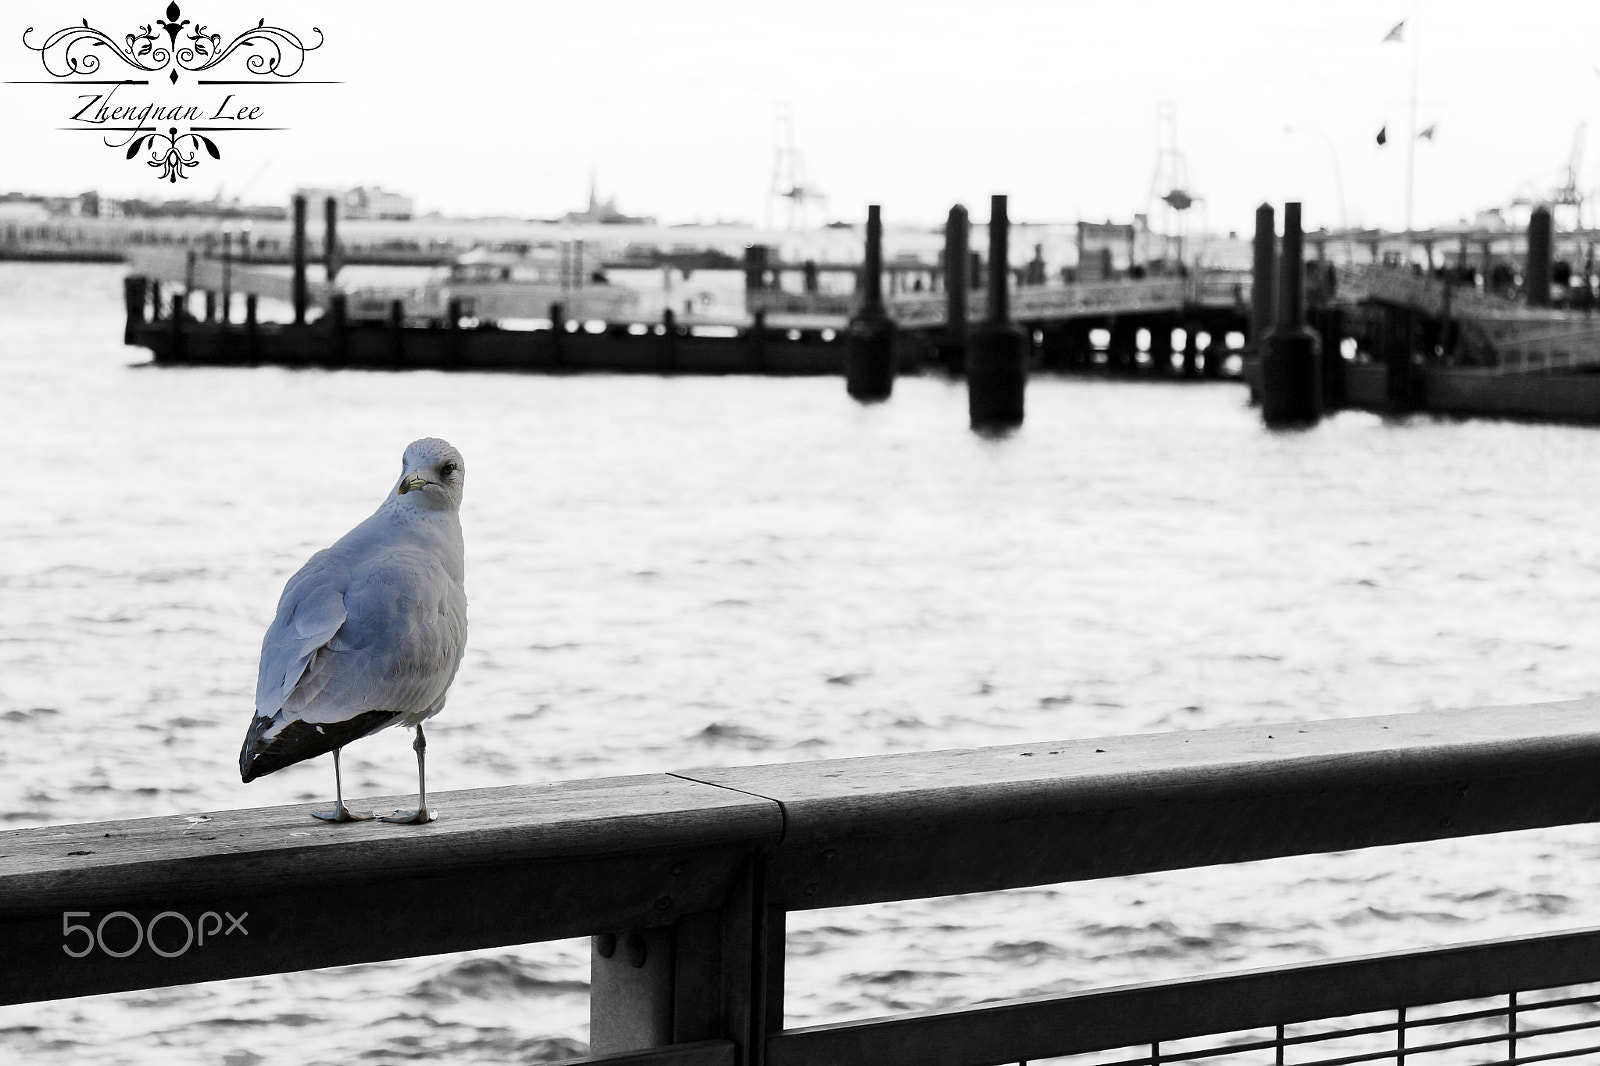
1512 123 1585 229
768 103 828 230
1147 100 1199 269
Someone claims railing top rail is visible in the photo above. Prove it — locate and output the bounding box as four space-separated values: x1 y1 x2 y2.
0 773 779 917
689 700 1600 908
693 699 1600 835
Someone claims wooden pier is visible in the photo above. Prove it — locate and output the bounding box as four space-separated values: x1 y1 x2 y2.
120 196 1252 381
7 700 1600 1064
1246 200 1600 425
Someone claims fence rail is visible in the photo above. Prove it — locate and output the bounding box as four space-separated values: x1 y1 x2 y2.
5 700 1600 1065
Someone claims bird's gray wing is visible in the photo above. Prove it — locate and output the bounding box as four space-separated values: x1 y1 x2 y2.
253 549 349 717
277 545 466 725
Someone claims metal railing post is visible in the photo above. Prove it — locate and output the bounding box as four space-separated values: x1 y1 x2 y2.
590 853 782 1066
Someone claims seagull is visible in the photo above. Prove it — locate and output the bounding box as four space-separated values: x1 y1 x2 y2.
239 437 468 824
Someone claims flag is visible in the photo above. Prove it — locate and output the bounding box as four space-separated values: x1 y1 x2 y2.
1418 124 1437 141
1382 20 1405 43
1376 125 1388 146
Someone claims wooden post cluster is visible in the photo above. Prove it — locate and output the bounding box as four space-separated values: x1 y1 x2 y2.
1259 201 1322 428
291 194 308 326
967 194 1026 430
844 204 896 402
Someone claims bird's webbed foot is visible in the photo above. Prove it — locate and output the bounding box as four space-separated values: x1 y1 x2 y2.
312 803 374 822
378 807 436 824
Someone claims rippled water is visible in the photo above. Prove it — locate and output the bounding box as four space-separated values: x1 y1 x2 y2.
7 263 1600 1064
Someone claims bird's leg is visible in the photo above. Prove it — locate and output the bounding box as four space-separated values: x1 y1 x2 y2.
380 724 436 824
312 748 374 822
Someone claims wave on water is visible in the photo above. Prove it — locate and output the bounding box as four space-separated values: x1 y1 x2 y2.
408 955 589 1002
689 721 775 747
983 939 1075 964
0 706 60 722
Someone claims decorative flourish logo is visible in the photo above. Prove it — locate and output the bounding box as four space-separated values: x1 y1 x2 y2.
15 3 327 181
127 126 221 182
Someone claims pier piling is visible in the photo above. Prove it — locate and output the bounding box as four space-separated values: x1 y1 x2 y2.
748 309 767 372
122 276 146 345
243 295 259 363
967 194 1027 430
1383 305 1416 411
330 293 349 366
1068 320 1095 371
323 196 342 284
1527 206 1553 308
168 293 184 363
1250 203 1277 377
1148 319 1175 376
1181 325 1200 378
659 308 678 371
1259 202 1322 428
1202 329 1227 378
388 299 404 367
1109 319 1138 373
549 302 566 368
743 245 769 292
291 194 308 326
845 205 896 402
939 204 970 374
1314 306 1345 410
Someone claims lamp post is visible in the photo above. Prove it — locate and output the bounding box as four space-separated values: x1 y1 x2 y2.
1284 126 1352 263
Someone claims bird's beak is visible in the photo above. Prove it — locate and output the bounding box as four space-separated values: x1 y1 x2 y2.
398 474 431 495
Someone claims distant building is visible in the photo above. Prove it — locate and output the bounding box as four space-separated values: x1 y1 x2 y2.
0 197 49 222
1473 208 1509 231
296 185 415 220
561 172 655 225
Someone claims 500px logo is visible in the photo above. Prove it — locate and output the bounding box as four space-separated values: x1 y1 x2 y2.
62 909 248 959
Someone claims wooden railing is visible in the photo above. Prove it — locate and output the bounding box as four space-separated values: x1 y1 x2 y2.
6 700 1600 1066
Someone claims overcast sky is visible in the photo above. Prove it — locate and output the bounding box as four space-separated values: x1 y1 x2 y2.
5 1 1600 234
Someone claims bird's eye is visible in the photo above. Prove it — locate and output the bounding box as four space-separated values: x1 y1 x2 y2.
442 462 457 477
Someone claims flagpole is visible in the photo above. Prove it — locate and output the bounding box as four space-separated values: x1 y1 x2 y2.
1404 6 1419 257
